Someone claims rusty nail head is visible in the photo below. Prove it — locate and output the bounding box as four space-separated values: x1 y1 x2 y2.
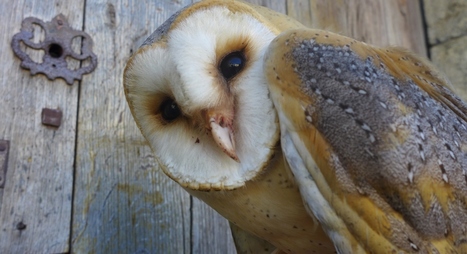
0 140 10 188
41 108 63 127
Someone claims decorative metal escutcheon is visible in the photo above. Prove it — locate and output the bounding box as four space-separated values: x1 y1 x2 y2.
11 14 98 85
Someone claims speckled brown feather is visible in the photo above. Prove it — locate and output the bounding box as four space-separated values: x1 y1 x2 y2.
266 29 467 253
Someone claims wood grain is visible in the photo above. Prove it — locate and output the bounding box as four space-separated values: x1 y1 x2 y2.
71 0 193 253
192 198 236 254
307 0 427 56
286 0 313 27
0 0 83 253
424 0 467 100
247 0 287 13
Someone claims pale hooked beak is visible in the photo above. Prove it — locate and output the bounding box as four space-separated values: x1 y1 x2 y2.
208 115 240 162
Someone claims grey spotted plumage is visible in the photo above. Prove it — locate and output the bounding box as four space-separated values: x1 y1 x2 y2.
266 28 467 253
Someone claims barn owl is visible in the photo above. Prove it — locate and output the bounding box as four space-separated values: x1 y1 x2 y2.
123 0 467 253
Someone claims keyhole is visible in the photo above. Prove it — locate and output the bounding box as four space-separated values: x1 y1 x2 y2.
48 43 63 58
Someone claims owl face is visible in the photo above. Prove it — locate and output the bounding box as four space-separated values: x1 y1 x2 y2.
124 2 279 190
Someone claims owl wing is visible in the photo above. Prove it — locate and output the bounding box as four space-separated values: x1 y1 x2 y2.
265 28 467 253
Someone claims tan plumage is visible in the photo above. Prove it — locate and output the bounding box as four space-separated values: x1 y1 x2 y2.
124 0 467 253
266 29 467 253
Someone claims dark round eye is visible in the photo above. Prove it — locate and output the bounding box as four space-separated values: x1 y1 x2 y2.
219 51 245 80
160 99 181 122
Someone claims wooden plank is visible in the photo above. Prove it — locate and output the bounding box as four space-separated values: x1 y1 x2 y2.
192 198 236 254
307 0 427 55
286 0 313 27
424 0 467 100
0 0 84 253
431 36 467 100
423 0 467 45
71 1 193 253
246 0 287 13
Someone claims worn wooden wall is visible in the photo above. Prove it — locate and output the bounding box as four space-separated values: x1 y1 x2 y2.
0 0 464 253
424 0 467 101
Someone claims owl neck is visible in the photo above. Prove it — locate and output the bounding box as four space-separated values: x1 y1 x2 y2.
185 149 335 253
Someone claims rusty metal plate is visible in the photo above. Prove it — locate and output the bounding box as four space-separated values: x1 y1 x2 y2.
41 108 63 128
11 14 98 85
0 140 10 188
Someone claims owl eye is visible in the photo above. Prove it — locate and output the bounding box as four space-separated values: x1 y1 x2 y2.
160 99 181 122
219 51 245 80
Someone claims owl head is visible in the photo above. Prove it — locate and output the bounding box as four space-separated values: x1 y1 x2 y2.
124 0 303 190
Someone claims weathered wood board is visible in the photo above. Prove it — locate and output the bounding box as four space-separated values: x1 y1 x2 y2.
424 0 467 100
71 1 193 253
2 0 464 253
0 0 84 253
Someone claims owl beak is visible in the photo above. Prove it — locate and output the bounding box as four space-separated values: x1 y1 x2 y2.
208 116 240 162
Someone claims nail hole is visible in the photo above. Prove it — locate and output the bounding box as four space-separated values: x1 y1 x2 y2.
16 222 27 230
48 43 63 58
